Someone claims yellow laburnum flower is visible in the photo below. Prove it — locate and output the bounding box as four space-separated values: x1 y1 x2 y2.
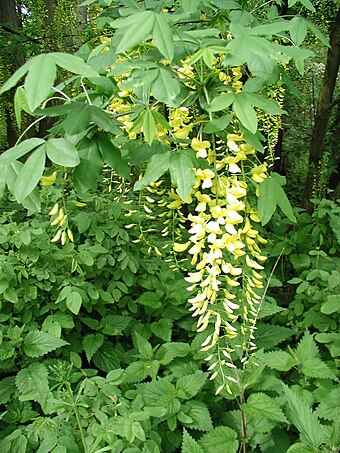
40 172 57 186
251 163 268 183
191 137 210 158
173 241 190 252
173 124 193 139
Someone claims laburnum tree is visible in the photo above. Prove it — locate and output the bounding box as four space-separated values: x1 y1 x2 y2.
0 0 330 395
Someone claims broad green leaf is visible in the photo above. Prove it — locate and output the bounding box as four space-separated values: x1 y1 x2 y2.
134 150 171 190
256 324 293 349
182 401 213 431
24 54 56 111
150 318 173 342
170 152 196 202
156 342 191 365
300 358 337 380
89 105 122 135
258 301 285 318
261 350 296 371
16 363 49 402
233 93 257 133
299 0 316 12
275 183 297 223
66 291 82 315
199 426 239 453
83 334 104 362
287 443 317 453
0 138 45 166
116 11 155 54
46 138 80 167
306 20 329 47
296 331 319 362
62 103 92 135
23 331 68 358
203 48 214 68
321 295 339 314
151 68 182 107
73 138 103 193
97 133 130 179
181 429 204 453
14 145 46 203
0 377 16 405
3 287 18 303
50 52 98 77
176 371 207 399
153 14 174 61
290 16 308 46
143 110 156 145
0 59 31 94
258 177 277 225
14 87 32 129
244 393 288 422
315 388 340 421
138 378 180 416
6 161 41 213
207 93 235 112
182 0 202 13
245 92 285 115
100 315 131 336
282 384 328 448
125 360 160 383
203 114 232 133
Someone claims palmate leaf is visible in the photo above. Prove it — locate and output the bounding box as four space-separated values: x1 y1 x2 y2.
23 330 68 358
24 54 56 111
153 14 174 61
14 145 46 203
198 426 239 453
115 11 156 54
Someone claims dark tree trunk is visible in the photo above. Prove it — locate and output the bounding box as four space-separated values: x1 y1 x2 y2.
303 7 340 207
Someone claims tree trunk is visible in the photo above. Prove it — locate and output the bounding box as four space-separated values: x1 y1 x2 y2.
303 7 340 206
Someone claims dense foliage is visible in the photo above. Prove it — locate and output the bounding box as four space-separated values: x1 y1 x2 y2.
0 0 339 452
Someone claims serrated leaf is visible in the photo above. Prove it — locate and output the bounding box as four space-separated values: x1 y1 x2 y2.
66 291 82 315
138 379 181 416
176 371 207 399
182 429 204 453
261 350 296 371
150 318 173 342
286 443 316 453
134 151 171 191
258 301 285 319
16 363 49 403
170 152 196 202
100 315 131 335
315 388 340 421
153 14 174 61
156 342 191 365
300 358 337 380
0 376 16 404
116 11 155 54
282 384 328 448
198 426 238 453
46 138 80 167
24 54 56 111
83 334 104 362
125 360 160 383
244 392 288 423
182 401 213 431
13 145 46 203
295 331 319 362
256 324 293 349
23 331 68 358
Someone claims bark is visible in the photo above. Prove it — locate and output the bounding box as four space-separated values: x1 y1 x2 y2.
303 7 340 206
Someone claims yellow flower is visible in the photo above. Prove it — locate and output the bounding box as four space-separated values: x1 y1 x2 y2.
191 138 211 158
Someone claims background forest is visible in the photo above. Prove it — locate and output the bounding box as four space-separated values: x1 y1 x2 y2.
0 1 339 452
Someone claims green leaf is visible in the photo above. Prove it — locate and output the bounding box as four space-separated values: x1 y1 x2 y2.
0 138 45 166
176 371 207 399
282 384 327 448
315 388 340 421
16 363 49 403
62 103 92 135
6 161 41 213
321 295 339 314
181 429 204 453
97 133 130 179
233 93 257 133
143 110 156 145
125 360 160 383
170 152 196 202
300 358 337 380
244 393 288 423
305 20 329 47
245 92 285 115
275 184 296 223
23 331 68 358
24 54 56 111
0 59 31 94
66 291 82 315
256 324 293 349
203 114 232 133
182 401 213 431
89 105 122 135
50 52 98 77
287 443 317 453
0 377 16 404
150 318 173 342
153 14 174 61
138 378 181 416
73 138 103 193
207 93 235 112
46 138 80 167
198 426 239 453
116 11 156 54
3 287 18 304
156 342 191 365
83 334 104 362
261 350 296 371
134 150 171 191
258 177 277 225
14 87 32 129
290 16 308 46
295 331 319 361
14 145 46 203
151 68 182 107
299 0 316 12
100 315 131 335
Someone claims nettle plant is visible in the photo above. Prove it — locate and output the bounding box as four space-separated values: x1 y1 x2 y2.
0 0 333 431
